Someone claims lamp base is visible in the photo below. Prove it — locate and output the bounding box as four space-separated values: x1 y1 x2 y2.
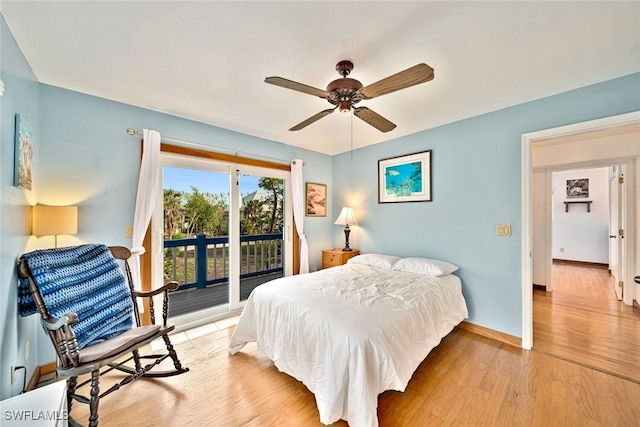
342 225 352 252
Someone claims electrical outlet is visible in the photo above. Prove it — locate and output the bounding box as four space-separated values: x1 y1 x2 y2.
11 363 16 385
560 247 565 253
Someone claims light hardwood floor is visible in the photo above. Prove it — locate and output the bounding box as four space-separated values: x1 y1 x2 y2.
533 260 640 383
70 283 640 426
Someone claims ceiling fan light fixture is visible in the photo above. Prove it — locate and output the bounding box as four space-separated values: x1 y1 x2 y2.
339 101 351 112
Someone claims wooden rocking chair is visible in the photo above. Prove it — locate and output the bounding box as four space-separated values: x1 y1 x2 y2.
18 244 189 427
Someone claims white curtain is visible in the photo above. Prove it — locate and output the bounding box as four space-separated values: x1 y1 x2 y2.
291 159 309 274
130 129 161 297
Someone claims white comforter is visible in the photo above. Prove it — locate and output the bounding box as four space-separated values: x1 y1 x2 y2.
229 263 468 427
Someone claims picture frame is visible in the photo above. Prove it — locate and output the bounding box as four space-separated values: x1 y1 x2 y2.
14 114 33 191
566 178 589 198
378 150 432 203
305 182 327 217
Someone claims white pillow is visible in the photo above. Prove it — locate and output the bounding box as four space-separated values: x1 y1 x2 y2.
347 253 402 270
391 257 459 276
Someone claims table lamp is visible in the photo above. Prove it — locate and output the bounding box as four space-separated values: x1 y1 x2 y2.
334 207 358 251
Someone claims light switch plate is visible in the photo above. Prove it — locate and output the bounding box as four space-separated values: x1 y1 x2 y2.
496 224 511 236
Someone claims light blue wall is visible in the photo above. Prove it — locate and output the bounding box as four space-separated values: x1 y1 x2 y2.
0 15 41 399
332 72 640 337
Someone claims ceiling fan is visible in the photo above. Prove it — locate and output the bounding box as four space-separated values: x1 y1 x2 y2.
265 60 434 133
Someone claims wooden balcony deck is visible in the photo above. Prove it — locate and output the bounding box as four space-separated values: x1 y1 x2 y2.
168 271 283 318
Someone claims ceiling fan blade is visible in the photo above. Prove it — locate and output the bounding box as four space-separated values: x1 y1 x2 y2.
357 63 434 99
353 107 396 132
289 108 335 131
265 76 330 98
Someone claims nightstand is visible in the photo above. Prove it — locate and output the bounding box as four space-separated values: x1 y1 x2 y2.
322 249 360 269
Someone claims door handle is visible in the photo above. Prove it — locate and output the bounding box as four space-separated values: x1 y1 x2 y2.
609 235 616 238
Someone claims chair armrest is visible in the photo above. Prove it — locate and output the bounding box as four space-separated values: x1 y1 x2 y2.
40 312 82 368
131 281 179 298
132 281 179 327
41 312 78 331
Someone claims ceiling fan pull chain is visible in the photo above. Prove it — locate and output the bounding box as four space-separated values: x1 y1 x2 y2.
350 110 354 162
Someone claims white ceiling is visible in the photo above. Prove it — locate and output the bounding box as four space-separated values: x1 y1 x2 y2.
2 1 639 155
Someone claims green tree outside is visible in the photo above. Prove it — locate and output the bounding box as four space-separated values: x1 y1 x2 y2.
163 178 284 283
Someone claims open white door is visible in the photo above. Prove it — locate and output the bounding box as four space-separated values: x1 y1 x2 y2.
532 170 552 290
609 166 624 301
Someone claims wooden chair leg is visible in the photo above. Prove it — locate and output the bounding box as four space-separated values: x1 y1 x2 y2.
162 334 186 372
133 348 142 373
88 370 100 427
67 376 78 414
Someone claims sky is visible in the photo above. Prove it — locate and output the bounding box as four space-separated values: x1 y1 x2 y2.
163 166 260 195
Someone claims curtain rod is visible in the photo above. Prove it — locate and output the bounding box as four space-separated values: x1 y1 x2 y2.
126 128 305 166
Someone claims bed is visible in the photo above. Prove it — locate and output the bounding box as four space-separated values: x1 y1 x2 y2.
229 254 468 427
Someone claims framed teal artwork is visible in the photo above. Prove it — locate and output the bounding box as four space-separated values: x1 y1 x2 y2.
378 150 431 203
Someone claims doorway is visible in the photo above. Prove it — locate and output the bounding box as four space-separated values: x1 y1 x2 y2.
521 111 640 349
533 166 624 292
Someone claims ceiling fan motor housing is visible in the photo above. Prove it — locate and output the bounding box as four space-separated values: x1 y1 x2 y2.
327 61 363 111
326 77 363 112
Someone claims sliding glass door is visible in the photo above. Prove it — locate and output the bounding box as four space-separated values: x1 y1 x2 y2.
152 153 292 328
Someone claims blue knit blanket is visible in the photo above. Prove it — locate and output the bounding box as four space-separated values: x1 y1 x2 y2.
18 244 134 349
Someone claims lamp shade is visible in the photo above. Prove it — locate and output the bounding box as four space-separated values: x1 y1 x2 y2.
334 207 358 226
32 205 78 236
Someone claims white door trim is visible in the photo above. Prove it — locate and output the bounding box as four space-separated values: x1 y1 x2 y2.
521 111 640 350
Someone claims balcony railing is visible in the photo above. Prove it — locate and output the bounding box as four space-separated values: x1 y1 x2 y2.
164 232 284 291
